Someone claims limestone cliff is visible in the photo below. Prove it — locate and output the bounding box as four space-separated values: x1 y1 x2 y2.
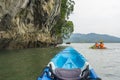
0 0 62 49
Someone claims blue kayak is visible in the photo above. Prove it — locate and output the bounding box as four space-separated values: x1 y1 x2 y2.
37 47 101 80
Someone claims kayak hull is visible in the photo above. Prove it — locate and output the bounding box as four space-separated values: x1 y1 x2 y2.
37 47 102 80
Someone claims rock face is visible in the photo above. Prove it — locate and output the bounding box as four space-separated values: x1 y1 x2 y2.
0 0 62 49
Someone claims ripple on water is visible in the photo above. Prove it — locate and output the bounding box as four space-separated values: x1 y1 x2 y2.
70 43 120 80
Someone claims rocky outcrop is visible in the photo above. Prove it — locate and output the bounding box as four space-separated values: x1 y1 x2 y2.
0 0 62 49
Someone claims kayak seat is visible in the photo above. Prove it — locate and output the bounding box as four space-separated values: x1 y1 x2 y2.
54 68 81 80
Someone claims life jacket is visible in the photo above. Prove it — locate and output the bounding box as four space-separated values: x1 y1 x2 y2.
95 44 99 47
99 43 104 48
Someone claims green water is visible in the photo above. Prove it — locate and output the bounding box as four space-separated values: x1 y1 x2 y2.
0 47 65 80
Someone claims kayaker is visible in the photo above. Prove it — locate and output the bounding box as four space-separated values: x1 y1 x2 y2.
99 42 104 49
95 42 99 48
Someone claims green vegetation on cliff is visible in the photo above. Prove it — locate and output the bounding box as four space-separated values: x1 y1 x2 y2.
53 0 75 40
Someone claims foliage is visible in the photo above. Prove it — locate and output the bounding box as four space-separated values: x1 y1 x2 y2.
61 0 75 19
52 0 75 39
62 21 74 39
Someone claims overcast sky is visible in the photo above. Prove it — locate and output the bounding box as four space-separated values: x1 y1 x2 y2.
69 0 120 38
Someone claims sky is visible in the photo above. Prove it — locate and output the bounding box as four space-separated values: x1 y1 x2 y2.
69 0 120 38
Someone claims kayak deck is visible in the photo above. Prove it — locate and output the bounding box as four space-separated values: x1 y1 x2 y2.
37 47 102 80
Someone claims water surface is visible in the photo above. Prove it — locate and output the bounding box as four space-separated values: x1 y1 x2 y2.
65 43 120 80
0 47 64 80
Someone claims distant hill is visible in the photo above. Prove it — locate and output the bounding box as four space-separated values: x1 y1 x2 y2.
64 33 120 43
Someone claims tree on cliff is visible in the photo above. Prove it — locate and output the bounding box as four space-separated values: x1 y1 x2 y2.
52 0 75 42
